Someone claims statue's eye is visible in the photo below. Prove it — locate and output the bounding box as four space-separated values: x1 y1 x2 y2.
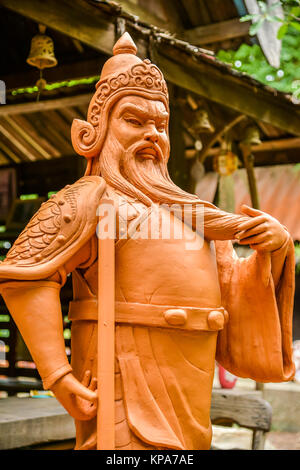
157 120 167 132
125 117 141 126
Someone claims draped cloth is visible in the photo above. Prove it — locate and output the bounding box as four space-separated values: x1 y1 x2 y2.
215 238 295 383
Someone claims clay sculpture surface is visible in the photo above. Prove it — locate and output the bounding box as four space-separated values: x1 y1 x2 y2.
0 33 295 450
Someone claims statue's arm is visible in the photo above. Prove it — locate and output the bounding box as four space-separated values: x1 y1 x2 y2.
0 247 99 419
0 176 105 417
2 279 71 388
0 241 92 390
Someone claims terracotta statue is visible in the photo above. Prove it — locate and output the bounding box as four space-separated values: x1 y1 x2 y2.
0 33 295 450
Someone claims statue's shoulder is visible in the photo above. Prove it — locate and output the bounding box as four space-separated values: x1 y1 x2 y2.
0 176 106 280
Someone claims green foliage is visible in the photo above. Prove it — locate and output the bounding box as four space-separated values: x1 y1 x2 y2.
63 328 71 340
11 76 99 96
20 194 39 200
240 0 300 39
0 329 9 338
216 28 300 94
0 315 9 322
293 163 300 171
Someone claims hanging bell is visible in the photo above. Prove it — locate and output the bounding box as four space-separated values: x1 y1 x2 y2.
242 125 261 146
193 109 215 134
27 25 57 99
27 25 57 70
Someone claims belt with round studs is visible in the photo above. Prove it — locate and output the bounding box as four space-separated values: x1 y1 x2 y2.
69 299 228 332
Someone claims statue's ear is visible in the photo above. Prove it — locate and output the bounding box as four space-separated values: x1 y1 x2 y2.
71 118 101 159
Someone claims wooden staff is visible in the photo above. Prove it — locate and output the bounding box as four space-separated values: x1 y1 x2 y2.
97 199 115 450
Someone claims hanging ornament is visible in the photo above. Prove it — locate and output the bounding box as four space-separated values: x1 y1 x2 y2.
213 139 239 176
213 150 239 176
26 24 57 100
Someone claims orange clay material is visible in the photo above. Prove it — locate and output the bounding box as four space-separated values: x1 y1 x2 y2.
97 203 115 450
1 280 72 389
0 33 295 450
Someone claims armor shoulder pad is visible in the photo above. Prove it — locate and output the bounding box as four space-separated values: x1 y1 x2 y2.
0 176 106 280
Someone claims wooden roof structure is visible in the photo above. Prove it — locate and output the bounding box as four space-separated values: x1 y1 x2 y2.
0 0 299 173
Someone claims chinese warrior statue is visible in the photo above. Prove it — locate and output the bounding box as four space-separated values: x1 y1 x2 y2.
0 33 295 450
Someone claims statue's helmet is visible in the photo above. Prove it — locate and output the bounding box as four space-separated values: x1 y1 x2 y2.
71 32 169 174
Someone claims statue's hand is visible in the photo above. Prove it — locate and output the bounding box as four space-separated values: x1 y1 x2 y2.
72 370 98 420
51 371 97 421
234 205 288 252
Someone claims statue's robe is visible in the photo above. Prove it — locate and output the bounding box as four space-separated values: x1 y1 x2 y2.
0 179 295 450
69 190 295 450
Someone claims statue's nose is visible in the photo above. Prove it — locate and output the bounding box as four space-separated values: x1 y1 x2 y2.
144 127 159 143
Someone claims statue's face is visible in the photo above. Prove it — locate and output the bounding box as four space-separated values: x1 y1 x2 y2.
109 96 169 163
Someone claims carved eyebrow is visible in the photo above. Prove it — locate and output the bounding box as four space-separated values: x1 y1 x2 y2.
117 103 168 121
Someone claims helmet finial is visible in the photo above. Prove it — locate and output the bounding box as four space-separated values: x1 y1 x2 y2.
113 32 137 56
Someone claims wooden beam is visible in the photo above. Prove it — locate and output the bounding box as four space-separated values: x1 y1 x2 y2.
56 107 83 124
240 144 260 209
46 110 73 144
211 388 272 432
251 137 300 152
181 18 251 45
0 121 37 162
198 114 247 163
0 139 22 164
203 148 300 169
169 101 189 190
11 115 61 158
0 94 93 116
3 59 105 91
97 0 176 32
27 112 73 157
155 47 300 136
187 137 300 159
1 0 299 136
0 151 9 166
38 111 74 155
253 148 300 166
74 105 89 120
141 0 185 32
0 0 115 56
4 116 52 160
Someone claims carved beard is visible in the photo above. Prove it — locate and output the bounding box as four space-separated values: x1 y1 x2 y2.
95 129 249 240
97 128 199 206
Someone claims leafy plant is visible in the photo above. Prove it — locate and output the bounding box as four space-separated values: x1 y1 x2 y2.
217 27 300 95
240 0 300 39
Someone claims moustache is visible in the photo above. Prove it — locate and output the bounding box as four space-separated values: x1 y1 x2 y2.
124 141 164 163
